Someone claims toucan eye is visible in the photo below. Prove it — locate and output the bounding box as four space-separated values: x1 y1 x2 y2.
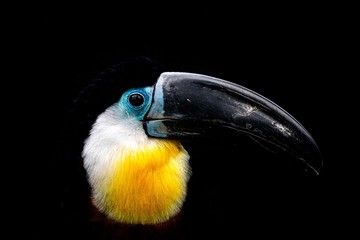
129 93 145 107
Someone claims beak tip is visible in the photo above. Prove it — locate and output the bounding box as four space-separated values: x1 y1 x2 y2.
301 152 324 176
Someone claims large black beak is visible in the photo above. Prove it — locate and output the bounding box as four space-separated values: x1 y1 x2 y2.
144 72 322 174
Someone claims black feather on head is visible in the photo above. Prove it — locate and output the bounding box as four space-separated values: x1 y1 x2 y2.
71 56 164 136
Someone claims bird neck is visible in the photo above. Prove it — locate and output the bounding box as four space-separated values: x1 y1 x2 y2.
82 107 191 225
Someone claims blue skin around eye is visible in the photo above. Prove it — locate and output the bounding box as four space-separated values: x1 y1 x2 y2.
119 87 154 120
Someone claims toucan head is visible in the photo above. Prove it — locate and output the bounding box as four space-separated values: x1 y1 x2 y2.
74 57 322 225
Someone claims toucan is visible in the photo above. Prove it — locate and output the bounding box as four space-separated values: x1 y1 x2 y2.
53 56 322 239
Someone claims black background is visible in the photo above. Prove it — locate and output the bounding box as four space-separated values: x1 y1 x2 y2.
11 4 357 239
